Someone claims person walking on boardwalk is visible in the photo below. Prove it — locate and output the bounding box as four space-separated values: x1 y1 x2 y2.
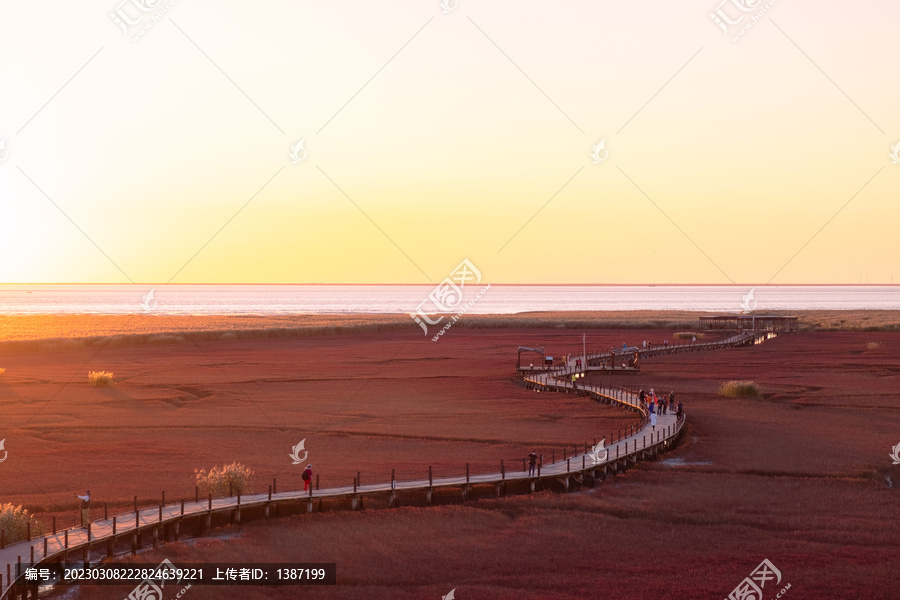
639 389 645 404
74 490 90 527
528 450 537 476
676 401 684 419
302 464 313 492
650 412 657 431
575 357 581 372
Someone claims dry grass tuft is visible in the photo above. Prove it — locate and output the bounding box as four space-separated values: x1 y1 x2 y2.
866 341 882 350
0 367 5 376
674 332 705 339
88 371 114 386
719 380 760 398
196 462 253 497
0 503 43 544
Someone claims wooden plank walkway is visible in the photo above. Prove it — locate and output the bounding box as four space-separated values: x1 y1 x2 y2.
0 330 767 598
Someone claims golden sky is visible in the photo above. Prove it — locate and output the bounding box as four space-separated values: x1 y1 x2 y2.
0 0 898 284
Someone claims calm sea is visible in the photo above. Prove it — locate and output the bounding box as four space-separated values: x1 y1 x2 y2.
0 285 897 315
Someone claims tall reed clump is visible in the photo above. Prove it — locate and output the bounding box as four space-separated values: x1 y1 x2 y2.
719 380 760 398
195 462 253 497
88 371 114 386
0 503 44 544
674 332 704 340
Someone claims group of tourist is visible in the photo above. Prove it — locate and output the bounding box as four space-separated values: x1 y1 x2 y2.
639 388 683 419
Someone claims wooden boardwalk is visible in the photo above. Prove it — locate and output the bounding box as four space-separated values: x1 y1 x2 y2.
0 330 768 598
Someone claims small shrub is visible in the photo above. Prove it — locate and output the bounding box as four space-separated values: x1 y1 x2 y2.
674 332 704 340
195 462 253 497
0 503 43 544
720 380 760 398
866 341 882 350
88 371 114 386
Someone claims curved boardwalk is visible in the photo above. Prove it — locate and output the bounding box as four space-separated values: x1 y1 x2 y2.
0 330 770 599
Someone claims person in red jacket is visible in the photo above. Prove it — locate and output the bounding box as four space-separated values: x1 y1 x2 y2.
302 465 313 491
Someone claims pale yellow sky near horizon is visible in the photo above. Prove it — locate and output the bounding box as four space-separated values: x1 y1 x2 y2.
0 0 898 285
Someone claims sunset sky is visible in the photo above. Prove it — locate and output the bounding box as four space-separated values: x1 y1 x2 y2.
0 0 898 284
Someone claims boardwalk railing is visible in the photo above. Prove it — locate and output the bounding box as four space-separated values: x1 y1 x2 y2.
518 331 767 372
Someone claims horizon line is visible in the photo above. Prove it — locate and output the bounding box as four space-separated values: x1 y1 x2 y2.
0 283 898 287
